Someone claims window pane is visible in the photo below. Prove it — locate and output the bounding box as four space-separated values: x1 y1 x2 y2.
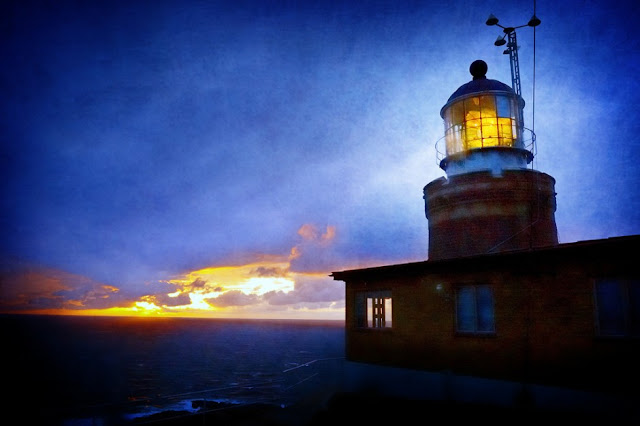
372 298 385 327
385 298 393 328
465 119 482 149
510 98 519 120
457 287 475 332
361 293 392 328
481 117 499 147
496 96 510 117
596 280 625 335
480 95 496 118
497 117 514 146
443 107 452 129
451 102 464 126
445 127 457 155
476 286 495 332
355 293 366 328
464 97 481 119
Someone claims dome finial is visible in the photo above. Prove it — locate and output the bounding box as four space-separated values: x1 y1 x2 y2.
469 60 487 80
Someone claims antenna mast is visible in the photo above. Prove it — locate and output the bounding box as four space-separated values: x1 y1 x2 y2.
506 30 521 97
486 13 540 97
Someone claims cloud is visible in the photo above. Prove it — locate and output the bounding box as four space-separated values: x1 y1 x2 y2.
289 224 341 273
297 224 319 241
190 278 207 288
0 268 68 311
152 292 192 307
250 266 288 277
0 260 187 313
56 284 125 310
174 277 221 293
297 224 336 245
263 274 343 306
0 262 130 312
0 223 346 317
208 290 259 307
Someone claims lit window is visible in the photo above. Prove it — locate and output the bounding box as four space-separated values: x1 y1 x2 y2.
355 291 392 329
456 285 495 334
442 94 521 156
594 279 640 337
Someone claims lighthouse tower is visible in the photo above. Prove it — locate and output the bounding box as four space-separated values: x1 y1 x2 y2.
424 60 558 260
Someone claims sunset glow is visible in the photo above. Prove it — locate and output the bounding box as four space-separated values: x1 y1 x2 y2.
1 224 348 320
134 301 161 312
3 0 638 322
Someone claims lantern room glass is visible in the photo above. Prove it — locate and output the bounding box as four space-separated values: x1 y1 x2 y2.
443 93 522 157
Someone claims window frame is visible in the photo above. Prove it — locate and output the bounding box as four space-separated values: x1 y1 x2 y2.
354 290 393 330
455 284 496 336
594 278 640 338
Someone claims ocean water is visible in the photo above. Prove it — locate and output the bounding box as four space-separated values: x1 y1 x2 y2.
2 314 345 425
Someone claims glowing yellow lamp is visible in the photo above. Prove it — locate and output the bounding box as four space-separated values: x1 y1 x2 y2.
442 91 522 156
440 60 524 159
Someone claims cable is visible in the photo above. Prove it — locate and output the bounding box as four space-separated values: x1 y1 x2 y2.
532 1 537 170
487 2 543 254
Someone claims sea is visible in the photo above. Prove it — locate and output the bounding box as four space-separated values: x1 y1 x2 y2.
2 314 345 425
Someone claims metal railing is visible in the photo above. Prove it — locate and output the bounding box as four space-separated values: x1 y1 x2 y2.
435 127 536 166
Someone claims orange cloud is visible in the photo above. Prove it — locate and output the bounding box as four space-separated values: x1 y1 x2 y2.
297 224 319 240
289 224 340 273
0 265 120 312
297 224 336 245
321 225 336 245
0 223 346 319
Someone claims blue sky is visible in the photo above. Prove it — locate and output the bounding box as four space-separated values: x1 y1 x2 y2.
1 0 639 318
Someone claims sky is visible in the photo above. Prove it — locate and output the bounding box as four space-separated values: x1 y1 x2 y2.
1 0 639 320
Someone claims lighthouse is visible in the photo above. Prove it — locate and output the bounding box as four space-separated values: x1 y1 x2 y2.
331 15 640 414
423 60 558 260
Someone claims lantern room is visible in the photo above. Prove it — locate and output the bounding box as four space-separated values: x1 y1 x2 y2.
425 59 557 260
437 60 534 176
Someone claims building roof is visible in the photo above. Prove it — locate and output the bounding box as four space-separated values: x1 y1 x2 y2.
330 234 640 281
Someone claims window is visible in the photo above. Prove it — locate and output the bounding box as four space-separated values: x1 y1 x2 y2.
456 285 495 334
594 279 640 337
355 291 392 328
442 93 521 156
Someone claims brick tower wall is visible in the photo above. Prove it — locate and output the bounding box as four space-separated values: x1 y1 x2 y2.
424 169 558 260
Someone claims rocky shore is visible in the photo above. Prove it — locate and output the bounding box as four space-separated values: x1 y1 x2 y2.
129 392 636 425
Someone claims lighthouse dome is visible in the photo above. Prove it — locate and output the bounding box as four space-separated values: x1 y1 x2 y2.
436 60 533 175
446 78 515 104
441 60 521 117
